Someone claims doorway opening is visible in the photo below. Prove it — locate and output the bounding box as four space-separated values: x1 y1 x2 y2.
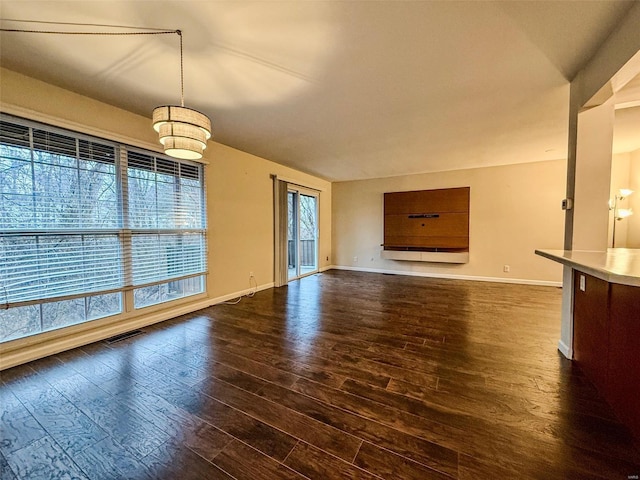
287 188 319 280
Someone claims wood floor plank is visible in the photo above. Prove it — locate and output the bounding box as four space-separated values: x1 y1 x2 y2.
110 381 234 462
214 305 423 350
218 343 348 387
331 342 441 389
159 344 268 390
71 436 156 480
18 387 108 455
5 436 89 480
55 347 122 385
364 377 576 476
193 374 363 462
291 377 461 466
51 373 169 459
457 454 524 480
352 376 632 479
203 325 388 388
159 345 284 393
258 380 460 477
59 364 233 466
138 351 210 387
0 451 17 480
354 441 454 480
94 359 189 397
204 348 300 388
211 439 306 480
181 421 234 463
283 441 381 480
385 372 640 466
0 364 46 404
141 440 236 480
141 370 299 462
2 270 639 479
0 389 47 456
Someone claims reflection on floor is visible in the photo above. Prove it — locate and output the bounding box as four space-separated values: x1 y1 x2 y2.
1 270 639 479
288 265 317 280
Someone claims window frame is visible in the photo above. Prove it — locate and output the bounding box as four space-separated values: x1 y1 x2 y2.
0 114 208 342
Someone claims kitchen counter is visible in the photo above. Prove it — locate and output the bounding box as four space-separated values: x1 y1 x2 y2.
534 248 640 287
536 247 640 442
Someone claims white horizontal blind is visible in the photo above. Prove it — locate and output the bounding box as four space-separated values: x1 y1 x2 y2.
0 118 123 305
127 150 206 288
0 115 206 309
1 235 122 303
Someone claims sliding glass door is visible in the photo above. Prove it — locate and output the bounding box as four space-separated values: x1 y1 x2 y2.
287 188 318 280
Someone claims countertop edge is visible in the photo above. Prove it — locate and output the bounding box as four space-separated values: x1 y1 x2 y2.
535 249 640 288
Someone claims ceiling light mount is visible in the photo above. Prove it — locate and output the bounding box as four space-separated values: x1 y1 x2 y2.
0 22 212 161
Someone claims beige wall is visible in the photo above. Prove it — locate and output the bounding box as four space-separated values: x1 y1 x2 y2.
627 148 640 247
332 160 566 284
610 152 632 247
207 142 331 297
572 101 615 251
0 68 331 367
607 149 640 248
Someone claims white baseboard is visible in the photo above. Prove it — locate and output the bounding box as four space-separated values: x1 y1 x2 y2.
0 282 274 371
329 265 562 287
557 339 573 359
208 282 274 304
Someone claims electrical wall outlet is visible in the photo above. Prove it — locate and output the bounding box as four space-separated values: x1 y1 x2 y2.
249 271 254 277
353 256 358 263
503 265 510 273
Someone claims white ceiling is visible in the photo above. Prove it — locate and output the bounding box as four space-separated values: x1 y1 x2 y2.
0 1 637 181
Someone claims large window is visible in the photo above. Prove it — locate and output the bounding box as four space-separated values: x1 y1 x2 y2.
126 150 206 308
0 115 206 342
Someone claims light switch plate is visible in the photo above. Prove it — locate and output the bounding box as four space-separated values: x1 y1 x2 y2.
579 274 586 292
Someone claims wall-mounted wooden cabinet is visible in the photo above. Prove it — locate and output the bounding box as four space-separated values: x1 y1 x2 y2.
383 187 469 263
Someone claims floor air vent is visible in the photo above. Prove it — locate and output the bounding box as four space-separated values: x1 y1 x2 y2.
104 329 144 344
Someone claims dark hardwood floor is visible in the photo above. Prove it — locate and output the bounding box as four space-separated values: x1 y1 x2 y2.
2 270 639 479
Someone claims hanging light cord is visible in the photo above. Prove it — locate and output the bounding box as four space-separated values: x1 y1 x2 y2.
0 24 184 104
178 30 184 107
1 21 210 159
0 26 178 36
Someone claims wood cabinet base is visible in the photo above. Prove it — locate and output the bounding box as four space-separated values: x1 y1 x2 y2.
573 271 640 442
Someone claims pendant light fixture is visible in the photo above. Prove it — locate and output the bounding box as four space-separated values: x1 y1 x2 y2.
0 23 212 161
152 30 212 160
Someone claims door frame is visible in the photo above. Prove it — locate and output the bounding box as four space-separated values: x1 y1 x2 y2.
287 186 319 281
